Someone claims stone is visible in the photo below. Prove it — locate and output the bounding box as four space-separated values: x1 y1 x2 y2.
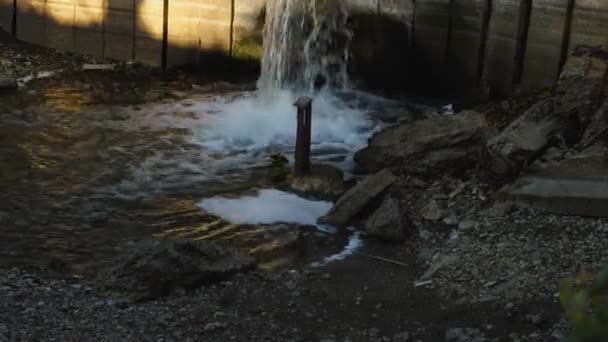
458 219 478 230
580 97 608 149
0 76 17 94
525 314 544 327
478 202 514 217
393 332 410 342
445 328 486 342
320 169 397 226
354 111 487 175
287 163 345 199
420 200 442 221
418 254 458 281
364 196 410 242
100 240 255 301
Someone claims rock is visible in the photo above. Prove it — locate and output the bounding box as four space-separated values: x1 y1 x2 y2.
393 332 410 342
320 169 397 226
443 215 459 225
457 219 478 230
525 314 544 327
203 322 227 332
445 328 486 342
364 196 411 242
478 202 514 217
480 52 607 184
100 240 255 301
0 76 18 94
354 111 487 175
287 164 345 199
420 200 442 221
418 254 458 281
580 97 608 148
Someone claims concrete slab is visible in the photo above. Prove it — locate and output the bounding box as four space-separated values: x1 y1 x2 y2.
500 157 608 217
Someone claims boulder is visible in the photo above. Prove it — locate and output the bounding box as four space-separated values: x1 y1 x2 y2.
480 51 608 184
100 240 254 301
354 111 487 175
364 196 410 242
0 76 17 94
320 168 397 226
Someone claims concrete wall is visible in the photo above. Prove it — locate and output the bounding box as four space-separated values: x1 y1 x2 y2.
3 0 608 94
522 0 567 90
0 0 13 33
571 0 608 49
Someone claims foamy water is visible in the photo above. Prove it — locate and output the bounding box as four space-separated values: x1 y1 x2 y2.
198 188 362 266
311 231 363 267
198 189 332 226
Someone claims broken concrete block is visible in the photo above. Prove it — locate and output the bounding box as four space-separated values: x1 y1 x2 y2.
320 168 397 226
499 157 608 217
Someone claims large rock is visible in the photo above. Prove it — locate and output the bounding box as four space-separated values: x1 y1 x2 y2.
480 51 608 183
0 76 17 94
320 168 397 226
364 195 410 242
100 240 254 301
354 111 487 175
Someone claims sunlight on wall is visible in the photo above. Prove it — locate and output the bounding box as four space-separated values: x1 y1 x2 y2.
136 0 164 37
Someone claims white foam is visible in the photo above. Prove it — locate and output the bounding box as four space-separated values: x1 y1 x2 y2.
311 231 363 267
197 89 373 154
198 189 332 226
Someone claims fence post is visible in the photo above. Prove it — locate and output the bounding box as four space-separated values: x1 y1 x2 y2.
294 96 313 177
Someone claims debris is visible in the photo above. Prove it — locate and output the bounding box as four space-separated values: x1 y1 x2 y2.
82 64 116 71
354 251 408 267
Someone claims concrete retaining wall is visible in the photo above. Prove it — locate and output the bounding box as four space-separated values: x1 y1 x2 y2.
3 0 608 94
0 0 13 33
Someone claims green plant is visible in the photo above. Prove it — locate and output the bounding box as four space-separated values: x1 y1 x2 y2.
560 266 608 341
267 153 289 183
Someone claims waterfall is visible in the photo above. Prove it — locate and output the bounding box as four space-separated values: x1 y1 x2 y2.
257 0 353 92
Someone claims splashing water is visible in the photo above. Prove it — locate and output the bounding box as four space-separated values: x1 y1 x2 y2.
258 0 352 92
110 0 400 198
190 0 376 171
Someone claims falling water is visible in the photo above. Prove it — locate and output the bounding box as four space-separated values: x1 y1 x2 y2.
257 0 352 92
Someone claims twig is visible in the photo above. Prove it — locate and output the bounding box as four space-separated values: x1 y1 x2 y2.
354 251 408 267
581 124 608 150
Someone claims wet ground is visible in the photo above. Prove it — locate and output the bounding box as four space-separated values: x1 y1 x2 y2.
0 77 337 273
